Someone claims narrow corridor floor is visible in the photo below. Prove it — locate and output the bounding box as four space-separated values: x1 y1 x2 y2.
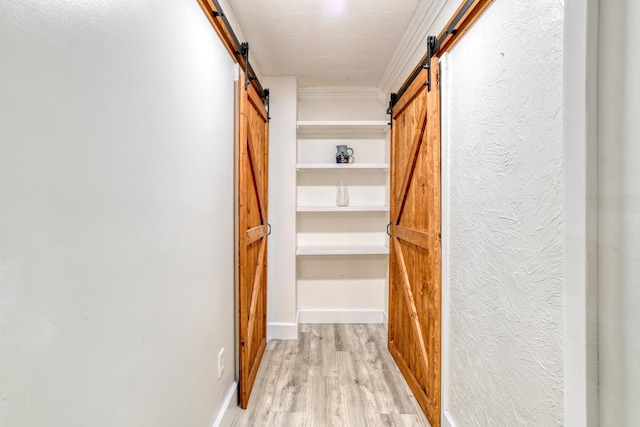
231 323 431 427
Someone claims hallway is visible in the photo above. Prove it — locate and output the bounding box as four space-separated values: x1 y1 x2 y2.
232 324 430 427
3 0 638 425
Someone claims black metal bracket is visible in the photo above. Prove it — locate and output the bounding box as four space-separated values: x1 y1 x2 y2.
240 42 250 90
268 223 272 236
425 36 437 91
386 222 392 237
387 92 397 127
263 88 271 121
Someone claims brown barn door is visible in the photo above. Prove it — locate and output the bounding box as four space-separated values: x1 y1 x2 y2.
237 73 269 409
388 57 441 426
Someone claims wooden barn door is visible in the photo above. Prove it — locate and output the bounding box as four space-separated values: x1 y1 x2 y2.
237 73 269 408
388 57 441 426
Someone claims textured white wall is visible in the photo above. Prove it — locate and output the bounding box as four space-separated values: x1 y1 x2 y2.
445 0 564 424
0 1 238 425
598 0 640 424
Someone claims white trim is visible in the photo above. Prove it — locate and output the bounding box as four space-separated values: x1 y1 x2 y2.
267 322 298 340
378 0 449 96
383 310 389 331
442 410 459 427
439 52 453 427
211 381 237 427
297 309 384 324
563 0 599 425
297 86 384 101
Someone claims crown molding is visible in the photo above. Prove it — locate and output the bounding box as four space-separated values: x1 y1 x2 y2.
297 86 385 101
377 0 449 98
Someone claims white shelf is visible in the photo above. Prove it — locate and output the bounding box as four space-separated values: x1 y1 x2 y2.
296 120 389 135
297 206 389 212
296 163 389 171
296 245 389 256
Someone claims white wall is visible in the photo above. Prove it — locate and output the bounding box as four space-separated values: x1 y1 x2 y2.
598 0 640 424
263 76 298 340
0 1 238 426
297 90 387 121
443 0 564 425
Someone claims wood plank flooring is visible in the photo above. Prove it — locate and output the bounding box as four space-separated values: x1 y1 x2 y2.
231 324 431 427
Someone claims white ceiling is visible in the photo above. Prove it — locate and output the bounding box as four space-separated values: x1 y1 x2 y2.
227 0 422 88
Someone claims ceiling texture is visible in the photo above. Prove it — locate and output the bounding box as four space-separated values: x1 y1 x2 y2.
227 0 422 88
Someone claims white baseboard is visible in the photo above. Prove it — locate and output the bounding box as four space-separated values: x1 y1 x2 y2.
267 322 298 340
383 310 389 330
297 309 384 324
212 381 237 427
442 410 458 427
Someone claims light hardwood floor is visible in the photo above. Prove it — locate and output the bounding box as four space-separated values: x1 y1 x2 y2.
231 324 431 427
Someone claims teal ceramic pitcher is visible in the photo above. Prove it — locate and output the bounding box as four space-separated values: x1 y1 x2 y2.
335 145 354 163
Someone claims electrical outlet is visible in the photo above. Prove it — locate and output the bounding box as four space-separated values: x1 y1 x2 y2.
218 348 225 379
